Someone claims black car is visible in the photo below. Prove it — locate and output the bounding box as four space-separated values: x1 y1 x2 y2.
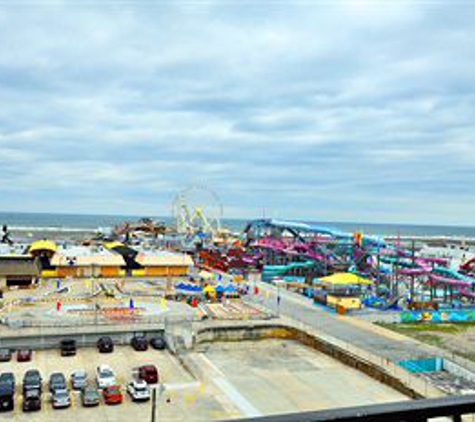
60 339 76 356
0 383 14 412
150 335 167 350
0 349 12 362
23 370 42 394
131 335 148 351
97 336 114 353
22 389 41 412
49 372 67 394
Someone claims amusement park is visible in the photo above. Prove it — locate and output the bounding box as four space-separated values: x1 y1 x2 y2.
3 187 475 420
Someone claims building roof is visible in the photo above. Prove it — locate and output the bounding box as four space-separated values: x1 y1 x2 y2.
51 254 125 267
0 243 29 256
50 245 125 267
135 251 193 267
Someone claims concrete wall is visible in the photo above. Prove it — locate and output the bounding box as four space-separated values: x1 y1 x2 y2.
0 326 165 350
444 359 475 384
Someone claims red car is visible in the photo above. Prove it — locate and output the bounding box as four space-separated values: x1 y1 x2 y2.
103 385 123 405
137 365 158 384
17 349 32 362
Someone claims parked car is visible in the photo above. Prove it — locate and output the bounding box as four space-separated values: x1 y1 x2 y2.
71 370 87 390
22 389 41 412
96 365 116 389
60 339 76 357
0 373 15 391
0 383 14 412
97 336 114 353
103 385 123 405
49 373 67 394
136 365 158 384
0 349 12 362
23 370 42 394
51 388 71 409
17 349 32 362
127 379 150 402
81 385 100 407
131 336 148 351
150 335 167 350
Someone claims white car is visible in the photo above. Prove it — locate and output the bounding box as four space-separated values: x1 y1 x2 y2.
96 365 116 389
127 379 151 401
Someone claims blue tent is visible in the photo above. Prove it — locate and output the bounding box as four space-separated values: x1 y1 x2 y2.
225 285 237 293
215 285 225 293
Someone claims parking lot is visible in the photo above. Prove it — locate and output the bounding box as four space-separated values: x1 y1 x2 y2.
1 339 412 421
0 346 233 421
188 339 409 417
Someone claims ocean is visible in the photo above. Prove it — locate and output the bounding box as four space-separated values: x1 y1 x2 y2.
1 211 475 238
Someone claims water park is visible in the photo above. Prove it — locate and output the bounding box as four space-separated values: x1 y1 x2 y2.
221 218 475 319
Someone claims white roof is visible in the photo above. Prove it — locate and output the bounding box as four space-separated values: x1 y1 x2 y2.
135 251 193 267
0 243 29 256
51 245 125 267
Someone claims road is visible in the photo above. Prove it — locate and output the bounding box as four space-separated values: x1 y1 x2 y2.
245 277 445 362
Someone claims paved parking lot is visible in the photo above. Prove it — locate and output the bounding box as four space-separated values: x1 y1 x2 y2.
1 339 412 421
0 346 232 421
189 339 409 418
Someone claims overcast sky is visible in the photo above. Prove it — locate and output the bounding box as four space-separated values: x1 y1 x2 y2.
0 0 475 225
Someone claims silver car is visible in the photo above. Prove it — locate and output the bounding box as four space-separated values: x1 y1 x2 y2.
52 388 71 409
82 385 100 407
71 370 87 390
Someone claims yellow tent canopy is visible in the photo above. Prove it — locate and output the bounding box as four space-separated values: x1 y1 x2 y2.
320 272 373 285
203 285 215 293
29 239 57 254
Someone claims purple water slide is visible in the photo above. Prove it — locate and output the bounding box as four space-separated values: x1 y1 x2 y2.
429 274 473 287
459 288 475 299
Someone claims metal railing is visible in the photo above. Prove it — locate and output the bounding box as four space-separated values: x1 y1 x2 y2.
229 394 475 422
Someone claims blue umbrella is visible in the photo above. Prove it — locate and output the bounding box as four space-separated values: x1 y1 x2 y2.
215 285 225 293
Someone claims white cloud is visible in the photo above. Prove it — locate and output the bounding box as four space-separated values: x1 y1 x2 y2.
0 1 474 224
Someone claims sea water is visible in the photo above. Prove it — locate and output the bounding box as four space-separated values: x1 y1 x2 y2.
1 211 475 237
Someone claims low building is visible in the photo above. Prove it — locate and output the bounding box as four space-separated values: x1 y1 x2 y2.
0 255 40 289
134 251 193 277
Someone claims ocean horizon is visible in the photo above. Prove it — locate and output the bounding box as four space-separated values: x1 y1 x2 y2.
1 211 475 238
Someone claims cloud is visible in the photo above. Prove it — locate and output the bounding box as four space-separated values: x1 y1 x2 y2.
0 0 475 225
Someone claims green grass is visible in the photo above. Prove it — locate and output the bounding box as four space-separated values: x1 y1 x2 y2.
377 322 475 335
377 321 475 364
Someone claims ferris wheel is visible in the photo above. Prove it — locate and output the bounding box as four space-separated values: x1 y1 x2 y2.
171 186 223 236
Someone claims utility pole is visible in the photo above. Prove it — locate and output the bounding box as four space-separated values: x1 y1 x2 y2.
151 387 157 422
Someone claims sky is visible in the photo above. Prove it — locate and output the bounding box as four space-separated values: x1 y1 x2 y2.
0 0 475 225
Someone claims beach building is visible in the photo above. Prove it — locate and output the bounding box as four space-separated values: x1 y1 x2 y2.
0 244 40 288
134 250 193 277
314 272 373 311
48 245 126 278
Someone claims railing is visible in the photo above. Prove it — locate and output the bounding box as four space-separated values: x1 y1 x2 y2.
228 394 475 422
